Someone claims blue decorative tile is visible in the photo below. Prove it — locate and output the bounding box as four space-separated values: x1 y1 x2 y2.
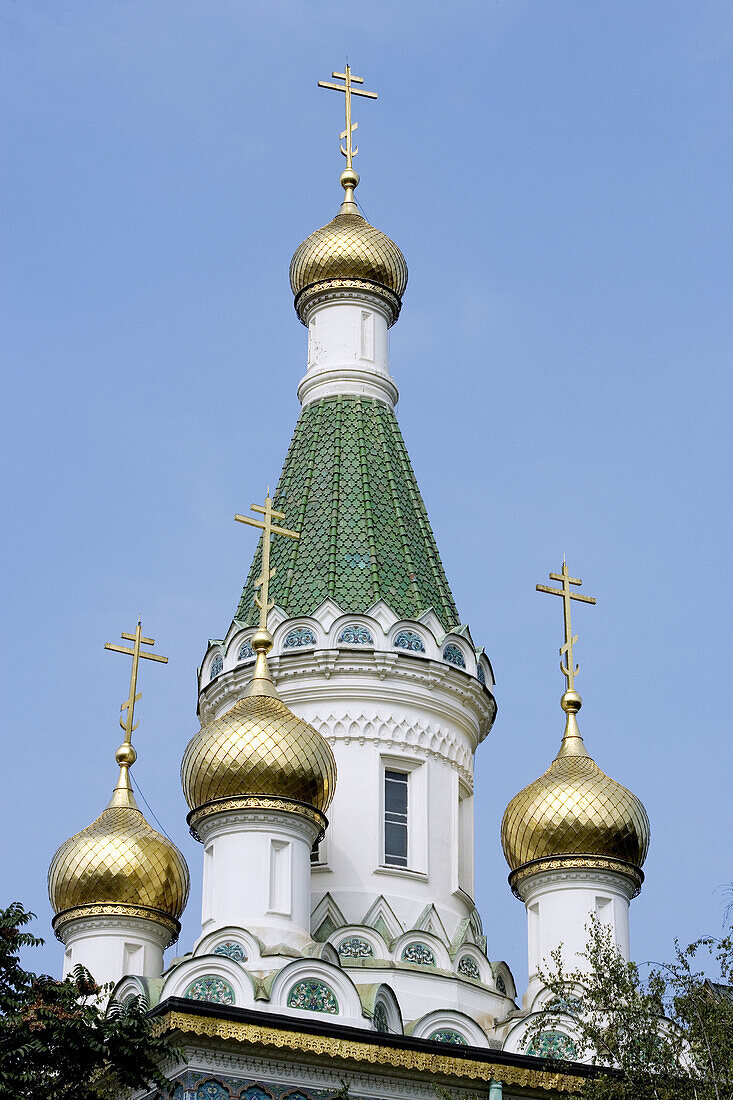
393 630 425 653
443 643 466 668
283 627 316 649
337 624 374 645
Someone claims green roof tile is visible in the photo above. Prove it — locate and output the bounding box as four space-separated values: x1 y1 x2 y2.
234 396 460 632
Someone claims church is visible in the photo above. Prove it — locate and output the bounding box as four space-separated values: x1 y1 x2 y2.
45 67 649 1100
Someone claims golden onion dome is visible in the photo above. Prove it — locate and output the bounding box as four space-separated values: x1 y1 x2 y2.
290 168 407 326
182 630 336 823
501 690 649 895
48 755 189 943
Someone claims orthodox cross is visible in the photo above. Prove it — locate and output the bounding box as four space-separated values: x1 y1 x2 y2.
536 560 596 691
318 63 377 169
235 493 300 631
105 619 168 747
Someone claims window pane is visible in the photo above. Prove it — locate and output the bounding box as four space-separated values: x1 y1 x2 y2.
385 771 408 815
385 822 408 864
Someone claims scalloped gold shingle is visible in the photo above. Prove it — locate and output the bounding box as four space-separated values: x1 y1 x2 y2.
48 805 189 919
501 749 650 872
181 694 336 814
290 212 408 300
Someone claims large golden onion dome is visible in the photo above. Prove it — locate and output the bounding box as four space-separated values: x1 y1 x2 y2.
182 630 336 829
290 168 407 326
48 751 189 944
501 690 650 896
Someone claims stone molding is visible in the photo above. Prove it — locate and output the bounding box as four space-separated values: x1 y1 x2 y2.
510 857 644 900
52 904 180 946
188 798 327 845
295 280 402 328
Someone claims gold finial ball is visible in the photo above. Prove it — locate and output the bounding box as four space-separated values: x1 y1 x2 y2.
340 167 359 191
251 628 274 654
561 689 583 714
115 742 137 767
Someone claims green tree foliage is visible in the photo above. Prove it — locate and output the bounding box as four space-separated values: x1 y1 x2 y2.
527 917 733 1100
0 902 178 1099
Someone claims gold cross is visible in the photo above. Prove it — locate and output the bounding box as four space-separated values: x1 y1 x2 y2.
105 619 168 747
235 492 300 632
536 559 596 691
318 63 377 169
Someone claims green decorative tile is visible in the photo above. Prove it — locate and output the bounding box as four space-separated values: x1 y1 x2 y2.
234 396 459 632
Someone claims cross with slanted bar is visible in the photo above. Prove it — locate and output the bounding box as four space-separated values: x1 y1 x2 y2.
318 63 377 169
235 493 300 632
105 619 168 746
536 560 596 691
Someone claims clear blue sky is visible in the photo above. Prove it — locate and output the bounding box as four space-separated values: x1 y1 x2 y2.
2 1 731 984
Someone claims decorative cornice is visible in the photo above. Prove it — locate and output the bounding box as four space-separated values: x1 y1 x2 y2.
188 796 328 844
52 904 180 946
509 855 644 900
154 1005 585 1092
295 279 402 327
199 650 495 755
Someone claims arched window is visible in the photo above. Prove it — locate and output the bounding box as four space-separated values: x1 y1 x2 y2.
283 627 316 649
209 655 223 681
443 643 466 668
373 1002 390 1033
238 639 254 661
496 972 507 994
286 979 339 1014
477 663 486 685
393 630 425 653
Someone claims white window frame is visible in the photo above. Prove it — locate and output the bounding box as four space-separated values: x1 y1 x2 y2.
377 754 428 876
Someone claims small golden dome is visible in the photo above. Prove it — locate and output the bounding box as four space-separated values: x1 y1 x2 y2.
290 200 408 327
501 692 649 886
48 773 189 934
182 633 336 816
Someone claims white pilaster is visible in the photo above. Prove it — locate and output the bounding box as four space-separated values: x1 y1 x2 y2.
196 807 321 950
297 293 398 407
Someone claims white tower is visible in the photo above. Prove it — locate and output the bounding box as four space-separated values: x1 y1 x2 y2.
48 619 189 989
501 562 650 1008
181 619 337 952
48 736 189 988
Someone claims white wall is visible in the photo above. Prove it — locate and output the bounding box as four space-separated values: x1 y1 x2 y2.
297 294 398 407
519 867 635 1003
58 914 170 990
196 806 320 950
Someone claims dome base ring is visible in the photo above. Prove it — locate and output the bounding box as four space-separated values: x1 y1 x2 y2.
508 854 644 900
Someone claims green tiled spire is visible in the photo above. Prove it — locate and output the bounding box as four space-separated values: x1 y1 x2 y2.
234 396 460 633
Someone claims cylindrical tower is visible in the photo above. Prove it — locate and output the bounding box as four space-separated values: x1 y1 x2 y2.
502 686 650 1003
182 629 336 950
198 167 496 944
48 742 189 988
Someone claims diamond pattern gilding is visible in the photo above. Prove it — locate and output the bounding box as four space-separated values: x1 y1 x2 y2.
48 805 189 918
290 213 408 300
233 396 460 633
181 694 336 814
501 751 650 872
